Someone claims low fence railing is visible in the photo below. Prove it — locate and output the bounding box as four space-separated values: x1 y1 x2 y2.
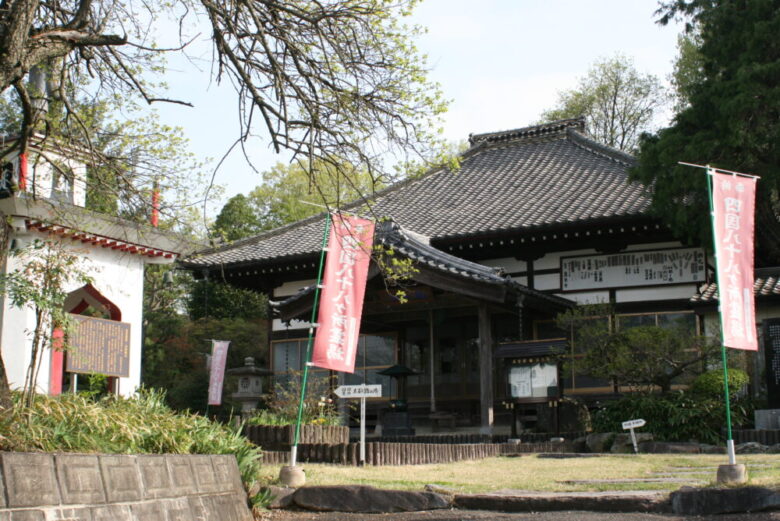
260 440 573 466
732 429 780 445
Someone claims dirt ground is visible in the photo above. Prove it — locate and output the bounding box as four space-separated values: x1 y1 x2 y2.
261 509 780 521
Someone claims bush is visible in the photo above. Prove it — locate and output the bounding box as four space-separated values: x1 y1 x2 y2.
691 368 749 399
248 371 341 426
0 389 262 489
591 391 753 445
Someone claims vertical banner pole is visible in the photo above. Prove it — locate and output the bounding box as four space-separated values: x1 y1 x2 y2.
359 396 366 465
705 172 736 465
290 214 332 467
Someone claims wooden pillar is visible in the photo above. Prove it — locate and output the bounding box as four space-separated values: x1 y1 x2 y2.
478 303 493 435
428 309 436 413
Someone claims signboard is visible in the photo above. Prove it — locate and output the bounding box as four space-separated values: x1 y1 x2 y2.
65 315 130 377
208 340 230 406
508 363 558 399
560 248 705 291
711 170 758 351
763 319 780 408
334 384 382 398
622 419 646 430
311 215 375 373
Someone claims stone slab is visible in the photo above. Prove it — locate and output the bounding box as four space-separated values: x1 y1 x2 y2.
90 505 131 521
137 455 173 499
99 455 143 503
3 453 60 507
190 455 220 494
56 454 106 505
161 498 194 521
8 511 45 521
51 507 93 521
671 486 780 515
165 455 197 496
211 456 244 494
293 485 450 513
129 501 164 520
454 491 671 513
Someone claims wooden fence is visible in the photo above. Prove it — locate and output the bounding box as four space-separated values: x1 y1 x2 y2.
244 424 349 451
732 429 780 445
260 440 573 466
375 432 587 445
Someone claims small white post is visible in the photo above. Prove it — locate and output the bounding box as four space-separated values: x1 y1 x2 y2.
359 396 366 465
727 439 736 465
629 427 638 454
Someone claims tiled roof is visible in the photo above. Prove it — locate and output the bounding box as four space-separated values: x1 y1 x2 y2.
272 221 574 313
183 119 651 268
690 269 780 303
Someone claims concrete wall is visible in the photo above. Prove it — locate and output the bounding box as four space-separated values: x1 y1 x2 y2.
0 452 252 520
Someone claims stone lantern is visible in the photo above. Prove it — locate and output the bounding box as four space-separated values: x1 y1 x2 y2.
226 357 272 415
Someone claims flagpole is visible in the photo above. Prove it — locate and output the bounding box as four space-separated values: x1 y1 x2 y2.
290 213 332 467
704 168 737 465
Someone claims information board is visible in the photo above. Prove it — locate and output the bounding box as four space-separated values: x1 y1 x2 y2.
65 314 131 377
763 318 780 408
561 248 705 291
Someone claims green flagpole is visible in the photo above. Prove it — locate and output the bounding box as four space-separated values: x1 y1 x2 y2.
290 213 332 467
705 168 736 465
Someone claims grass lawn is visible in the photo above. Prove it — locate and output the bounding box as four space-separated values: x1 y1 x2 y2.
257 454 780 493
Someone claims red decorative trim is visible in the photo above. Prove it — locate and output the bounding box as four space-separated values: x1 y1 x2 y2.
49 327 65 396
81 283 122 321
18 153 27 191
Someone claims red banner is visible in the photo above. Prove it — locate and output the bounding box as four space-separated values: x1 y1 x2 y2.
311 215 375 373
711 170 758 351
208 340 230 405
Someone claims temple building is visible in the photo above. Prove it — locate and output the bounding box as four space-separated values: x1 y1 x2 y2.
183 119 779 432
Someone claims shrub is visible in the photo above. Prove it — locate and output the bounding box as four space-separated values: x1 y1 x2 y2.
248 371 341 426
691 368 749 399
591 391 753 445
0 389 262 489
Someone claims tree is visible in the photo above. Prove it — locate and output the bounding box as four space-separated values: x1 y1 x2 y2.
557 305 716 393
670 32 704 112
0 1 446 189
539 55 668 152
213 160 384 241
633 0 780 261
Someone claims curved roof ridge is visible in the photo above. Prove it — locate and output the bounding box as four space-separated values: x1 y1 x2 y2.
566 128 637 167
468 118 585 147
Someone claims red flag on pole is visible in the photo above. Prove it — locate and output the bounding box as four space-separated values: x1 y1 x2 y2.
208 340 230 405
311 214 375 373
711 169 758 351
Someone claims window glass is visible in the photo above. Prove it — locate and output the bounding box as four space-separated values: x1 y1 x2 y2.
617 314 656 330
508 363 558 398
658 312 696 333
535 320 566 339
364 334 394 366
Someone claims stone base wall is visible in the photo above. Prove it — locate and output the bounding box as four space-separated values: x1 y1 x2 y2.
0 452 252 520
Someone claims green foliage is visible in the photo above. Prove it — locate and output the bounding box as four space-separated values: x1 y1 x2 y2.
142 316 269 415
186 280 267 321
556 305 716 393
539 54 667 152
592 391 754 445
634 0 780 259
248 372 341 426
213 194 266 242
691 368 749 399
670 31 704 112
0 389 262 489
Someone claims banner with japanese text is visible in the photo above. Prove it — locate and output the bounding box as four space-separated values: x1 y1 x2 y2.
711 170 758 351
208 340 231 405
312 215 375 372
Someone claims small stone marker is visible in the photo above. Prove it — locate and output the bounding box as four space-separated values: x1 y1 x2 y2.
622 419 646 454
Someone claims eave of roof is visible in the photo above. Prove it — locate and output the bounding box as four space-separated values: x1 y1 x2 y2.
690 268 780 304
183 118 652 270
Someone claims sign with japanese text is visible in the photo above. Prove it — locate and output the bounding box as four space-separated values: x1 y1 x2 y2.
561 248 705 291
622 419 646 430
711 170 758 351
208 340 230 405
312 215 375 373
65 315 131 377
334 384 382 398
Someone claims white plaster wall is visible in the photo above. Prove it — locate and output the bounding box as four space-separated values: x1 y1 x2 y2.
535 249 598 271
615 285 699 303
480 257 526 273
1 231 145 396
28 153 87 207
555 290 610 305
272 318 311 332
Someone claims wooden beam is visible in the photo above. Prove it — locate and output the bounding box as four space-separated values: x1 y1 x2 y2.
478 302 494 435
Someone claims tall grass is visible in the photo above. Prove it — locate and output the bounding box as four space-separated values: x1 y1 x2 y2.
0 389 262 488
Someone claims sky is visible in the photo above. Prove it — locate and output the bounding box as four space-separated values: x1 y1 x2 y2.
150 1 685 213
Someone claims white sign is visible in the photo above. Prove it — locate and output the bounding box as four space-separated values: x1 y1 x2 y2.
561 248 705 291
622 419 646 430
334 384 382 399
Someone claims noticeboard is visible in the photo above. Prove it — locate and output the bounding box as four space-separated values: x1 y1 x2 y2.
65 314 131 377
763 318 780 408
560 247 705 291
